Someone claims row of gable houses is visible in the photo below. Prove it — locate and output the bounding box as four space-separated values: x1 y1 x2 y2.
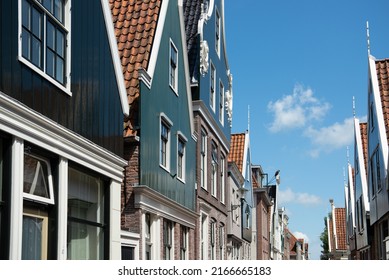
0 0 306 260
345 51 389 259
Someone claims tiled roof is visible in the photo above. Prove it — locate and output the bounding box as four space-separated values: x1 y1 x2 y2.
228 133 246 173
360 122 368 175
182 0 201 81
375 59 389 143
334 208 347 250
110 0 161 136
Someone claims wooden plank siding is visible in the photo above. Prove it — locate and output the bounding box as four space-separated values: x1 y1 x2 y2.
0 0 124 156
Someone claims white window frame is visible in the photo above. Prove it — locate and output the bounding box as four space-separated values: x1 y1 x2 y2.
177 132 187 182
220 154 225 204
219 80 224 125
200 212 208 260
219 224 225 260
210 219 216 260
215 8 220 56
200 129 207 190
210 62 216 111
180 226 188 260
18 0 72 96
163 219 173 260
160 113 173 172
23 153 55 205
169 39 178 93
211 142 218 197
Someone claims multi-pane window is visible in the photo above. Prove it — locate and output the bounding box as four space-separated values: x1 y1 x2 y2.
160 119 170 169
211 142 218 197
219 81 224 124
180 226 188 260
67 167 106 260
177 136 186 181
220 155 225 204
215 9 220 55
163 219 173 260
219 224 225 260
21 0 69 87
200 130 207 190
210 63 216 110
169 40 178 91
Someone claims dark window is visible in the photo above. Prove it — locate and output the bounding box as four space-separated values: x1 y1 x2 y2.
121 246 134 260
163 220 173 260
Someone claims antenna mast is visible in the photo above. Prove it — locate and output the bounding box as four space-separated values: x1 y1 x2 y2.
366 21 371 55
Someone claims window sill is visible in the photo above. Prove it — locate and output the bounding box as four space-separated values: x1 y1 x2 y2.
18 56 72 97
169 84 178 96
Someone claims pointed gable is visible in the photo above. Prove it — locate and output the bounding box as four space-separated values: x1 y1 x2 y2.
375 59 389 142
334 208 347 250
360 122 368 174
228 132 246 172
110 0 162 136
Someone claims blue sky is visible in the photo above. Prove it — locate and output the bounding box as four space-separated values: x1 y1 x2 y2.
225 0 389 260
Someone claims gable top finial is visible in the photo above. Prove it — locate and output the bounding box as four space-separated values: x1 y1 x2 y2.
366 21 371 56
247 105 250 132
352 96 356 118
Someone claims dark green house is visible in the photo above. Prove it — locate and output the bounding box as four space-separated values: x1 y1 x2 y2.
111 0 197 260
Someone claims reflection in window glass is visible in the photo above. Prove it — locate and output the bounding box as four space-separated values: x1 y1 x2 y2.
67 167 105 260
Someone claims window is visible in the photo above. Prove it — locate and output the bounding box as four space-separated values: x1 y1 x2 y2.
210 220 216 259
200 130 207 190
369 103 374 131
245 204 251 229
67 167 107 260
215 8 220 55
169 40 178 92
220 155 225 203
177 135 187 181
370 148 381 197
0 139 4 257
359 197 364 230
180 226 188 260
219 224 225 260
20 0 71 92
23 153 54 204
201 213 208 260
21 145 56 260
121 246 135 260
211 142 218 197
219 81 224 124
163 219 173 260
160 116 172 170
210 63 216 110
376 151 382 191
145 213 152 260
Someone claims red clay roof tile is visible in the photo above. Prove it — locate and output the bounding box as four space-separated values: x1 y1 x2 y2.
228 133 246 173
110 0 161 136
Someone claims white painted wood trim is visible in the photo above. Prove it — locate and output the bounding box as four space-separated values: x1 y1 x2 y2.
57 157 68 260
100 0 129 116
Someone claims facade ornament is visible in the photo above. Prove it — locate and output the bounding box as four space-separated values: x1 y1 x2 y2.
199 40 209 76
225 70 233 127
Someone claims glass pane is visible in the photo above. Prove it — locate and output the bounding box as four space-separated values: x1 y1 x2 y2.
31 37 41 68
43 0 53 14
56 56 64 84
24 154 50 198
22 29 31 60
32 7 41 39
22 0 31 29
22 216 43 260
54 0 63 23
121 247 134 260
67 221 104 260
68 168 104 223
46 20 55 50
46 49 55 78
56 29 64 57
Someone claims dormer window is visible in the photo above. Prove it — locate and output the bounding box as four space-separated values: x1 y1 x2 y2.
19 0 71 95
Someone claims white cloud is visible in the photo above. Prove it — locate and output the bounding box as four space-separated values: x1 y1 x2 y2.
267 84 331 132
303 117 355 156
293 231 310 243
278 187 321 205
